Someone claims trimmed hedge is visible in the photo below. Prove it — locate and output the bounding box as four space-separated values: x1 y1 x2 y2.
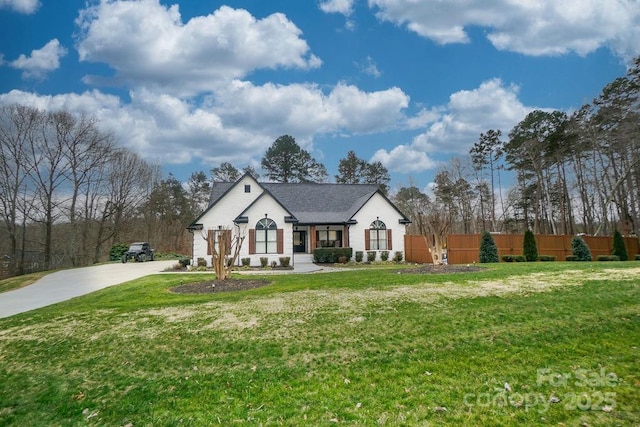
279 257 291 267
565 255 578 261
502 255 525 262
538 255 556 262
313 247 353 263
636 254 640 261
597 255 620 261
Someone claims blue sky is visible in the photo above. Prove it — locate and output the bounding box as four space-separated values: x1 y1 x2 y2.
1 0 637 192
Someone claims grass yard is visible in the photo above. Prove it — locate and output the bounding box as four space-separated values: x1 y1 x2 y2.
0 262 638 426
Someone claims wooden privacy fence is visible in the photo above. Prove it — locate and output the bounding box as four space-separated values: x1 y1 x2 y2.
404 234 640 264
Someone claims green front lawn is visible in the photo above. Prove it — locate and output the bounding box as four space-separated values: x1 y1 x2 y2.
0 262 638 426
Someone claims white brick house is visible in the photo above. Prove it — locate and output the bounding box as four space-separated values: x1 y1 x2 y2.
187 173 411 266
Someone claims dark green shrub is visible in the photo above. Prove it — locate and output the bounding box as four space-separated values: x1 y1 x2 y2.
538 255 556 262
109 243 129 261
197 257 207 267
313 248 353 263
279 257 291 267
367 251 376 262
393 251 403 262
612 230 628 261
479 231 499 263
178 258 191 268
597 255 620 261
523 230 538 262
635 254 640 261
565 255 577 261
260 257 269 267
241 257 251 267
380 251 389 261
571 236 592 261
501 255 525 262
355 251 364 262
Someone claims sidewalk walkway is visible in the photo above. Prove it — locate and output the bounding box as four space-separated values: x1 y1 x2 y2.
236 254 341 274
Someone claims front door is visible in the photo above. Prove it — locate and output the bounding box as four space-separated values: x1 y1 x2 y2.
293 231 306 253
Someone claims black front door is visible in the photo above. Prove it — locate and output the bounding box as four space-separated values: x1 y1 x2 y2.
293 231 306 253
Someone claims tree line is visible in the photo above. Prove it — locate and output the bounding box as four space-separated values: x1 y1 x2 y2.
0 119 390 275
393 56 640 246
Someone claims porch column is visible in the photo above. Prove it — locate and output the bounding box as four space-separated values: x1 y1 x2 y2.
343 225 349 247
310 225 316 250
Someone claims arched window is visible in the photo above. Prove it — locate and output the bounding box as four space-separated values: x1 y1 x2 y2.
369 220 387 250
255 218 277 253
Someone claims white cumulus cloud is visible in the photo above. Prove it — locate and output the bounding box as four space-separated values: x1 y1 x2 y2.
0 80 410 168
10 39 67 79
368 0 640 61
319 0 355 16
75 1 321 95
0 0 39 14
373 78 536 173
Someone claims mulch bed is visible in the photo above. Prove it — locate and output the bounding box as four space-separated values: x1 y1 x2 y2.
171 264 485 294
171 278 272 294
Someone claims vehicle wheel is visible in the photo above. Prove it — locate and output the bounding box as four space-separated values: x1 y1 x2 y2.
138 253 147 262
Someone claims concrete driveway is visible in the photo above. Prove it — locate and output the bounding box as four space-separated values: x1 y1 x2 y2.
0 260 176 319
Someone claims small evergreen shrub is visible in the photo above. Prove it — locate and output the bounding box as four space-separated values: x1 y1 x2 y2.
338 256 348 264
197 257 207 267
313 248 352 263
109 243 129 261
597 255 620 261
635 254 640 260
571 236 592 261
393 251 403 262
478 231 499 263
279 257 291 268
565 255 578 261
380 251 389 261
538 255 556 262
271 261 277 268
523 230 538 262
355 251 364 262
502 255 525 262
260 257 269 268
367 251 376 263
241 257 251 267
178 258 191 268
612 230 629 261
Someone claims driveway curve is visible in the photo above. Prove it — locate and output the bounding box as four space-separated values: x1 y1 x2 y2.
0 260 176 319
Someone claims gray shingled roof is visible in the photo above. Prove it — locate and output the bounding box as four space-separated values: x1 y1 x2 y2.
205 180 390 224
262 182 379 224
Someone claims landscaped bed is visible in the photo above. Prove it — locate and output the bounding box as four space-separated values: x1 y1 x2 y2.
0 262 638 426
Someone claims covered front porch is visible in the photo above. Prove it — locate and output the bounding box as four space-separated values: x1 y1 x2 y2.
292 224 352 254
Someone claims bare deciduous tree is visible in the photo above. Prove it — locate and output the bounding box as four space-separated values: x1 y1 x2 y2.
203 226 246 280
